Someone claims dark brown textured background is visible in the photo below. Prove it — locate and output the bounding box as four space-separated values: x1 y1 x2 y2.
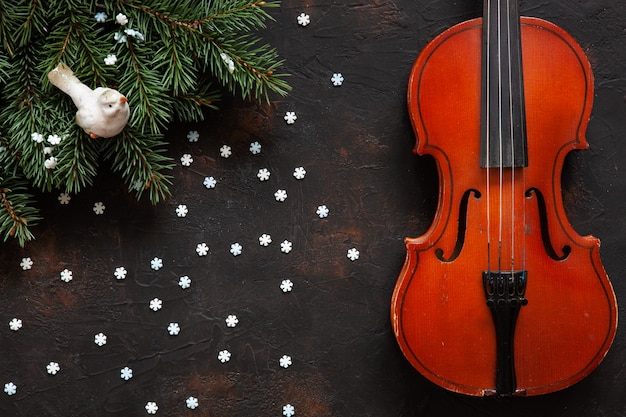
1 0 626 416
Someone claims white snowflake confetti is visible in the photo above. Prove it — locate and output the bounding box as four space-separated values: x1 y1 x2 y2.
31 132 44 143
347 248 360 261
283 404 295 417
4 382 16 396
149 298 163 311
297 12 310 26
167 322 180 336
180 153 193 166
58 193 71 204
259 234 272 246
114 266 127 280
218 350 231 363
280 240 293 254
179 276 191 289
220 145 232 158
104 54 117 65
220 52 236 73
115 13 128 25
331 73 344 86
186 396 199 410
257 168 270 181
187 130 199 142
114 32 127 43
94 332 107 346
93 202 106 215
9 318 22 331
94 11 107 23
280 279 293 293
145 401 158 415
274 189 287 202
279 354 292 368
284 111 297 124
196 242 209 256
120 366 133 381
47 134 61 145
43 146 53 155
316 205 329 218
44 156 58 169
176 204 188 217
203 176 217 189
230 242 242 256
124 28 144 41
293 166 306 180
249 141 262 154
20 257 33 270
46 362 60 375
225 315 239 328
151 257 163 270
60 268 73 283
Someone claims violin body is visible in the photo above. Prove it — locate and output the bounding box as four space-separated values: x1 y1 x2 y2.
391 16 617 396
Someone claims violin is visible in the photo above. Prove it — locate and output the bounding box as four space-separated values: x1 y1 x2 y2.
391 0 618 396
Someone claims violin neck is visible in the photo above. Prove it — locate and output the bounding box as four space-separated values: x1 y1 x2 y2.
480 0 528 168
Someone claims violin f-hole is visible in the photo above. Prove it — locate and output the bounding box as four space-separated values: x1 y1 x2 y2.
525 187 571 261
435 189 481 262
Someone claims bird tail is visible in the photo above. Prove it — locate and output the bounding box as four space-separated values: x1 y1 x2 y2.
47 63 80 95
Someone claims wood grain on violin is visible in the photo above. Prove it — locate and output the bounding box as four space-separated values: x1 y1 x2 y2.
391 0 618 397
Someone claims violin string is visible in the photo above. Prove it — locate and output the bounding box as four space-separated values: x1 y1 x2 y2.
485 0 492 275
497 0 504 276
506 0 516 274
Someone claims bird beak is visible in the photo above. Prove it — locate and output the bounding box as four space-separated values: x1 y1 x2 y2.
119 96 128 103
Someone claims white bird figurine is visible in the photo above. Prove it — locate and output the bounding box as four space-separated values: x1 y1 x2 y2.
47 63 130 138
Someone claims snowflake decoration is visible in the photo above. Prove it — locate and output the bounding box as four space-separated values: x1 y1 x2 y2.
259 233 272 246
116 13 128 25
316 205 329 218
124 28 144 41
331 73 344 86
220 52 236 73
280 240 293 254
149 298 163 311
93 202 105 215
47 134 61 145
280 279 293 293
31 132 44 143
225 314 239 328
283 404 295 417
145 402 158 415
257 168 270 181
293 166 306 180
186 396 199 410
220 145 232 158
20 257 33 270
46 362 60 375
60 268 73 283
230 242 242 256
218 350 231 363
120 366 133 381
114 266 127 280
94 332 107 347
187 130 199 142
44 156 58 169
203 176 217 189
279 355 292 368
176 204 188 217
179 276 191 289
94 11 107 23
150 257 163 271
180 153 193 166
114 32 127 43
347 248 360 261
249 141 262 154
58 193 71 204
297 12 310 26
274 189 287 202
196 242 209 256
104 54 117 65
4 382 16 396
9 318 22 331
284 111 297 124
167 322 180 336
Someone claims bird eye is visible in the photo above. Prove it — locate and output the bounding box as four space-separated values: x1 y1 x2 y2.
108 104 113 108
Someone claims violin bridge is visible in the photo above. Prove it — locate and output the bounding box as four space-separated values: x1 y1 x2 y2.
482 270 528 396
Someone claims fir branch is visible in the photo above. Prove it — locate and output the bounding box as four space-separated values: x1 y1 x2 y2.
0 176 41 247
